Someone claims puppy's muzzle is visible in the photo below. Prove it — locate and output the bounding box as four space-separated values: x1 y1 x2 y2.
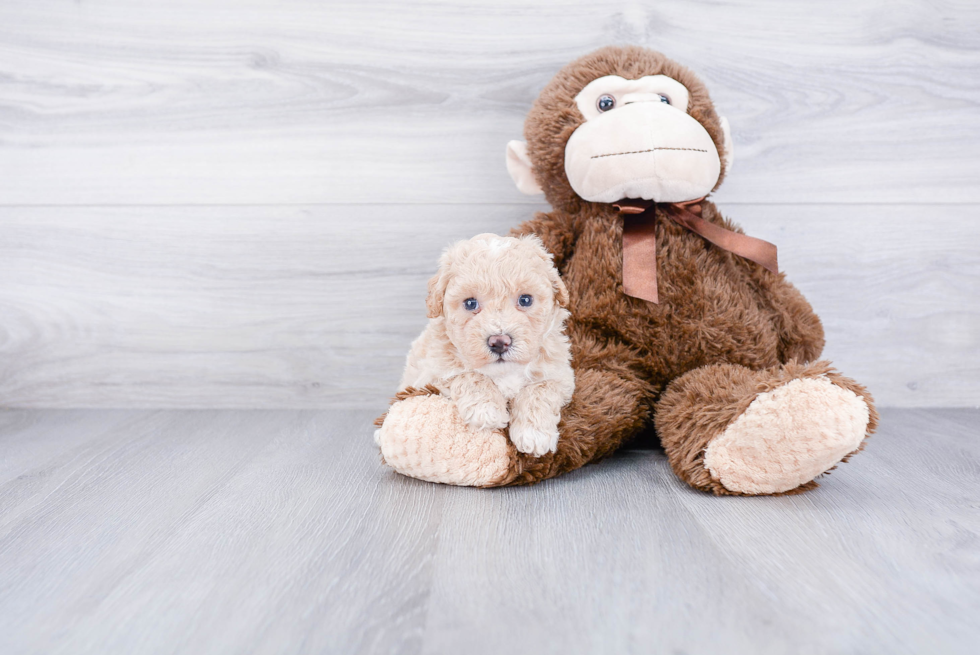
487 334 512 355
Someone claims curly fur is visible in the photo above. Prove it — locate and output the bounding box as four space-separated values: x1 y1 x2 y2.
398 233 575 457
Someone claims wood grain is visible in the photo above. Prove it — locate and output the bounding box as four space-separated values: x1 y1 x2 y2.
0 0 978 204
0 1 976 407
0 407 976 654
1 203 976 409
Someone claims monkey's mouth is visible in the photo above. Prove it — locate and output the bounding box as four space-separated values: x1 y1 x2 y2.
590 146 709 160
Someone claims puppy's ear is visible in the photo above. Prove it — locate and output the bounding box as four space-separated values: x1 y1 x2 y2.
425 270 448 319
520 234 569 308
550 269 570 308
425 250 453 319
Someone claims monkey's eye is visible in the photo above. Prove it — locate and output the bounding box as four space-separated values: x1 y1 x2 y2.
518 294 533 308
596 94 616 112
463 298 479 311
658 94 671 105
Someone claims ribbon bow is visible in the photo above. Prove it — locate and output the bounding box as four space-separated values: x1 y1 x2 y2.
615 197 779 304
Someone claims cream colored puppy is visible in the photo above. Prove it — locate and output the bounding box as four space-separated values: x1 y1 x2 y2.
397 233 574 456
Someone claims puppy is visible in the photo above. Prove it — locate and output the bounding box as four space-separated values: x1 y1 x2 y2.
397 233 574 456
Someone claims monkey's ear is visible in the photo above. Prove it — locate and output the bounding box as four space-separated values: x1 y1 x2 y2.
506 140 544 195
719 116 735 174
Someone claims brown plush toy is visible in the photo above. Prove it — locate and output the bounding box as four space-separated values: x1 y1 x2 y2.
375 46 878 495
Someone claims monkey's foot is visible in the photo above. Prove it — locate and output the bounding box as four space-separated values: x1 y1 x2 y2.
657 360 879 496
704 377 870 495
376 393 513 487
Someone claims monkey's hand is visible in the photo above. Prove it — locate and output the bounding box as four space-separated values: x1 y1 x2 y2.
448 371 509 431
508 380 568 456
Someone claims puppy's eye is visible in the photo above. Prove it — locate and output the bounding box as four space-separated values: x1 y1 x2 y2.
596 94 616 112
463 298 479 311
658 94 671 105
518 294 533 308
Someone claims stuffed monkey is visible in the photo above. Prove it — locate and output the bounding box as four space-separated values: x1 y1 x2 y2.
375 46 878 495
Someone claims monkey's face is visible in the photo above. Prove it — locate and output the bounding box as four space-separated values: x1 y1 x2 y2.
506 47 733 210
563 75 726 203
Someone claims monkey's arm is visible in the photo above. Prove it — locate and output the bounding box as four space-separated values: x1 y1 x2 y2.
755 274 825 364
509 210 578 270
706 202 825 363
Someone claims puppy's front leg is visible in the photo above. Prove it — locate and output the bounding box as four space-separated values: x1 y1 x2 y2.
509 380 570 456
448 371 509 431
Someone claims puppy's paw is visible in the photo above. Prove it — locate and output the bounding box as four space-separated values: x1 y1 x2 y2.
509 421 559 457
457 398 509 431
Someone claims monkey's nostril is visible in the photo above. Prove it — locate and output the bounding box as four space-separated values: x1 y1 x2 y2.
487 334 512 354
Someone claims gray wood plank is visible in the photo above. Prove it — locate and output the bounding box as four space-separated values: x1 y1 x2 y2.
422 454 813 654
671 409 980 654
0 410 442 655
424 408 980 654
1 203 977 409
0 410 144 484
0 0 978 205
0 408 976 654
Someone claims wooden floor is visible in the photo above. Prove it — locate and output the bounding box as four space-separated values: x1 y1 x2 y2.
0 408 976 654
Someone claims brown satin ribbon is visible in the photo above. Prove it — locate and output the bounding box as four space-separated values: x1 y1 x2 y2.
615 197 778 304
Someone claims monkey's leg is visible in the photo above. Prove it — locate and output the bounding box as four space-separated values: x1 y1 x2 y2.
655 360 879 495
502 364 652 485
375 362 651 487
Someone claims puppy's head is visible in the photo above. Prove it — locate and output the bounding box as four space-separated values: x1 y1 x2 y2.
426 233 569 369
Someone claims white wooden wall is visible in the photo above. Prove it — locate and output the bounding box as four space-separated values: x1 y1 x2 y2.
1 0 978 408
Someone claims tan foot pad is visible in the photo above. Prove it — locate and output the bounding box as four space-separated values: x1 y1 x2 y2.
377 394 512 487
704 377 870 494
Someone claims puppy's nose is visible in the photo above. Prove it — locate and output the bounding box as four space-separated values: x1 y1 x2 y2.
487 334 512 354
